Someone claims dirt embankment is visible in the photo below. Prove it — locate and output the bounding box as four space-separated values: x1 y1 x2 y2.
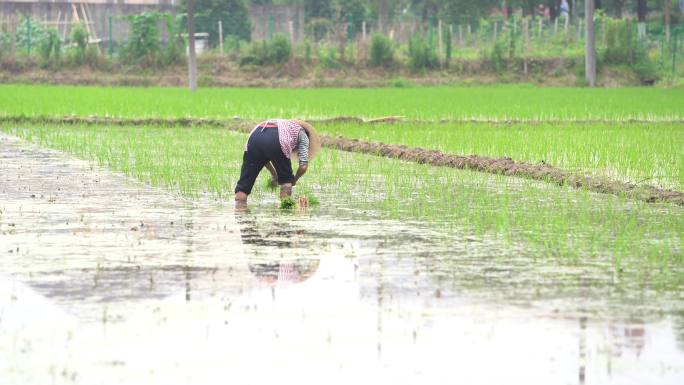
0 56 650 87
2 115 682 206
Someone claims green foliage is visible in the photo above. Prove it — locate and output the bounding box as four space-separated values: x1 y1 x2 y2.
602 17 659 82
603 18 637 65
269 34 292 64
15 17 46 54
69 23 89 65
0 32 13 59
390 77 411 88
407 35 438 72
316 45 341 69
369 33 394 68
489 39 505 74
280 196 296 209
239 34 292 66
121 12 162 66
162 14 186 66
38 28 61 68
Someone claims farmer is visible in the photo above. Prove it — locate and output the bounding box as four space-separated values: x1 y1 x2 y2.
234 119 320 204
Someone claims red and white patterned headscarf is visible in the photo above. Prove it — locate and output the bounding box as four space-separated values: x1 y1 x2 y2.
246 119 303 159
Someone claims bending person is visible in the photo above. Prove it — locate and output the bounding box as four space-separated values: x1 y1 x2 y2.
235 119 320 204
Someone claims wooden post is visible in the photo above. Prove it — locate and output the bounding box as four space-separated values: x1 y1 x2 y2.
493 21 498 42
288 20 294 42
458 24 463 46
187 0 198 91
218 20 223 54
362 21 366 40
585 0 597 87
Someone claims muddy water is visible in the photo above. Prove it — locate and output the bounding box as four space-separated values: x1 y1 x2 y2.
1 134 683 385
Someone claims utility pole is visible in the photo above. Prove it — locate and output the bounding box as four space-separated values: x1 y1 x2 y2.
585 0 597 87
187 0 198 92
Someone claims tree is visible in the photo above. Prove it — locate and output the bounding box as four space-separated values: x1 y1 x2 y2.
586 0 597 87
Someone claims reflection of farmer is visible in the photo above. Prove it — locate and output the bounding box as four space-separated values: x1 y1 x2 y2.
234 119 320 204
235 212 320 285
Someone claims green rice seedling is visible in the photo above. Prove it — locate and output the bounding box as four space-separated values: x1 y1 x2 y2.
280 196 296 210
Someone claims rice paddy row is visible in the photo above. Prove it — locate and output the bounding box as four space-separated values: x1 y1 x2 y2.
2 123 682 267
2 84 684 121
317 121 684 191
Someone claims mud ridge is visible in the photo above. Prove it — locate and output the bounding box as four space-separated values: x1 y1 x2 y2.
2 115 683 128
2 115 682 206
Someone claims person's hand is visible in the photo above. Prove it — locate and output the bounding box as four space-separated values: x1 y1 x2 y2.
297 196 309 208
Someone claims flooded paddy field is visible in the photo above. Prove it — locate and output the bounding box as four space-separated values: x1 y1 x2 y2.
1 128 683 385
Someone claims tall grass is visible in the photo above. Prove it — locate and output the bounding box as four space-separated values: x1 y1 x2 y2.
1 84 683 121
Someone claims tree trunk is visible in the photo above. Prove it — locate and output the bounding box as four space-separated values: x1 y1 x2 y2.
665 0 671 42
187 0 198 92
585 0 597 87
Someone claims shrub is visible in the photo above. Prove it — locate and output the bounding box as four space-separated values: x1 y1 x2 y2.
269 34 292 64
407 35 438 72
69 23 88 65
317 46 341 69
39 28 61 68
0 32 13 59
239 35 292 66
162 14 185 66
603 18 637 65
121 12 163 66
15 17 46 54
369 33 394 68
489 39 505 74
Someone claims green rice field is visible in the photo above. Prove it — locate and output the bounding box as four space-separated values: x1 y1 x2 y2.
2 84 684 120
1 84 683 384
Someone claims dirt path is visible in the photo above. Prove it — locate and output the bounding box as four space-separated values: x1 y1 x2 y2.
2 115 682 206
